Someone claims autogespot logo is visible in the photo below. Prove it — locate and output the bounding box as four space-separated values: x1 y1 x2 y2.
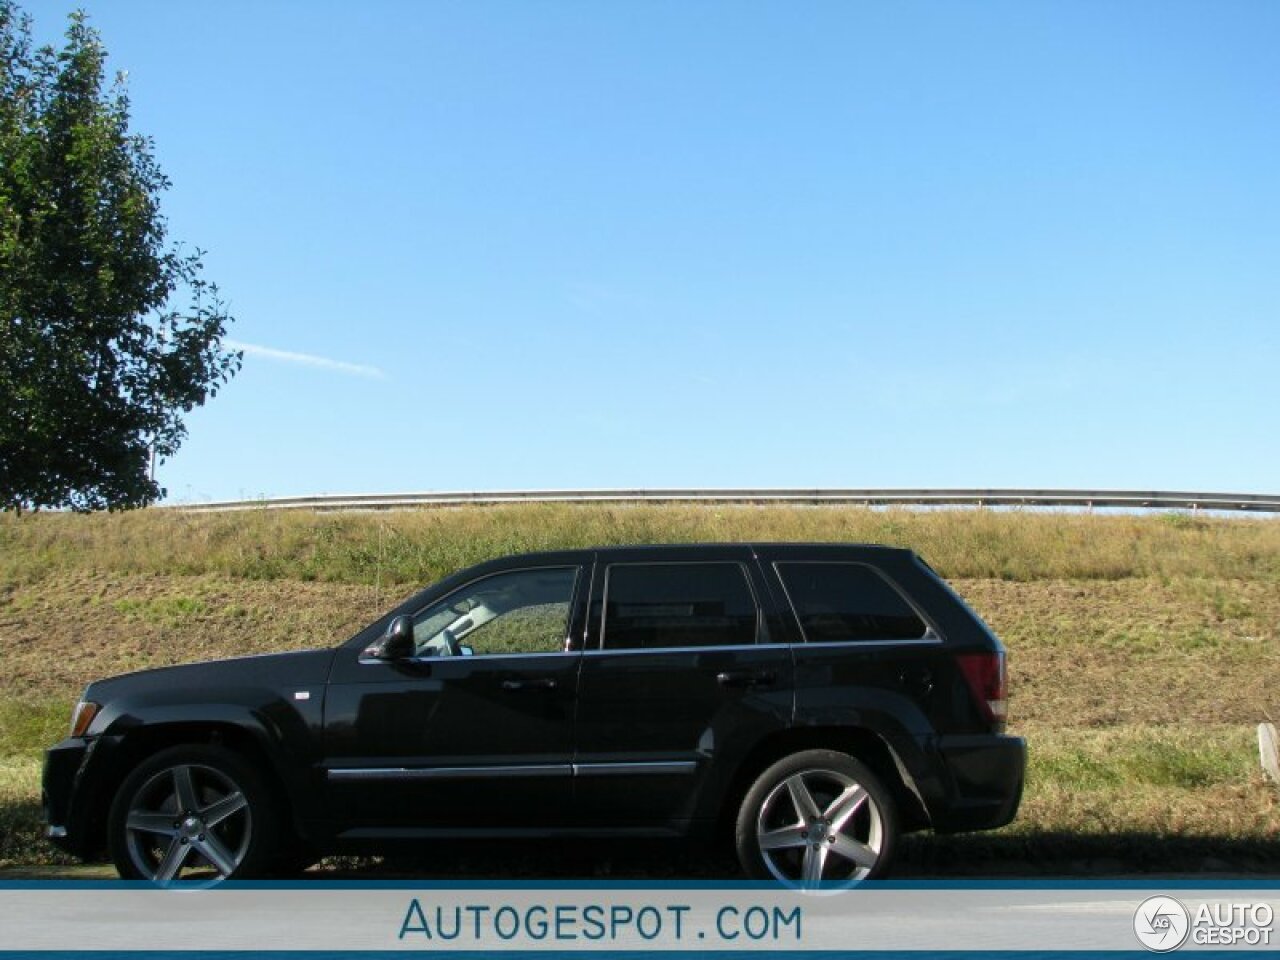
1134 896 1190 952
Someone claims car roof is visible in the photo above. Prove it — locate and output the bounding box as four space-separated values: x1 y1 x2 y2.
491 542 916 564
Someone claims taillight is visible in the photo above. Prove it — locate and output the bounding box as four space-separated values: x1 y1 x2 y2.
956 652 1007 732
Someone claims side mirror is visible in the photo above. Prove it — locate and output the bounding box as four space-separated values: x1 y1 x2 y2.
366 615 415 661
458 644 475 657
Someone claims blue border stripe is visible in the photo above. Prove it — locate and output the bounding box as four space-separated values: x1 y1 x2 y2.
0 953 1259 959
3 878 1280 890
0 953 1230 959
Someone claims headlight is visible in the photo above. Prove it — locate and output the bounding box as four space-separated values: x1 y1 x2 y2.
70 701 101 738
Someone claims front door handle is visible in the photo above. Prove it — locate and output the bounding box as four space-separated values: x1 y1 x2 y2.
717 670 777 689
501 678 558 692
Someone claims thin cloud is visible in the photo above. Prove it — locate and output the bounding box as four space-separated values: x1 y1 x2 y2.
225 339 386 380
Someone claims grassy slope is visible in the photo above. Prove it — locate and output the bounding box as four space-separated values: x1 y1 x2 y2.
1 505 1278 871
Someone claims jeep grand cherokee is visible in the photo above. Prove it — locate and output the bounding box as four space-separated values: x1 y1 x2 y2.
44 543 1025 888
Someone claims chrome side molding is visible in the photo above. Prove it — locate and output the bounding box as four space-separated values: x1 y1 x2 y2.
325 760 698 781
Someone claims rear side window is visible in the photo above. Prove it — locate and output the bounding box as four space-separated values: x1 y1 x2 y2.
776 562 929 643
603 563 758 650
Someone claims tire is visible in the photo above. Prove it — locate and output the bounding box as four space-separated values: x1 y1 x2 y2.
107 744 277 885
734 749 898 889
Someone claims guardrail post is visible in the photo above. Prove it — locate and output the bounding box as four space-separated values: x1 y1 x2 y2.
1260 723 1280 788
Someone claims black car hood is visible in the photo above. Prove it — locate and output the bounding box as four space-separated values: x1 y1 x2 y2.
84 648 337 703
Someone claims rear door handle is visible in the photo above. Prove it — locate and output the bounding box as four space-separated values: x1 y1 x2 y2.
717 670 776 689
501 678 558 692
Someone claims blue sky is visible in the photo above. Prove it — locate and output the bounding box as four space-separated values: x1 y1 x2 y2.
24 0 1280 501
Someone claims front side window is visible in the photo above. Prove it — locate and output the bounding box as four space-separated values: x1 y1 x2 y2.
776 562 929 643
602 563 758 650
412 566 578 657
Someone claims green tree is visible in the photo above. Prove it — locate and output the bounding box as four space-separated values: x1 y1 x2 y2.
0 1 239 511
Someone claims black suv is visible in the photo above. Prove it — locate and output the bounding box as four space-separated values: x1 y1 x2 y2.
44 543 1024 888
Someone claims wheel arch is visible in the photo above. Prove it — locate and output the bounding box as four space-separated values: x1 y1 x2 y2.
716 726 930 842
81 721 306 859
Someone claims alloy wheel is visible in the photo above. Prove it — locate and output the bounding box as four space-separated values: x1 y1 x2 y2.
122 763 252 885
755 767 884 889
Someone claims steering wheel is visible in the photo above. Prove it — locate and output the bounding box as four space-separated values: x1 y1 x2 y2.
438 627 461 658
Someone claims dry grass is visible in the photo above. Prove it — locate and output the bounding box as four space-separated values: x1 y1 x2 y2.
3 571 1276 725
1017 724 1280 838
963 577 1280 727
0 573 383 700
1 505 1279 872
2 504 1278 586
0 758 74 867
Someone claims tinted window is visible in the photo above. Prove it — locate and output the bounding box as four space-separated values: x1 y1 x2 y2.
777 563 928 642
412 567 578 656
603 563 758 650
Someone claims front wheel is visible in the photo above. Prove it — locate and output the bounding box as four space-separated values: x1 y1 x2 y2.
735 749 898 889
107 744 276 886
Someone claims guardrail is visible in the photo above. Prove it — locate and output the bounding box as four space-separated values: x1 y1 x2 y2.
175 488 1280 514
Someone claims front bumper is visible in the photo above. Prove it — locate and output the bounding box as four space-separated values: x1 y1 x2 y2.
42 738 95 858
929 733 1026 833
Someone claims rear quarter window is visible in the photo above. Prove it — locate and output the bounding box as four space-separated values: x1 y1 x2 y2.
776 562 929 643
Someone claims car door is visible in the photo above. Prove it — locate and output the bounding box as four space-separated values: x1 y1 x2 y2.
572 547 794 829
323 561 587 832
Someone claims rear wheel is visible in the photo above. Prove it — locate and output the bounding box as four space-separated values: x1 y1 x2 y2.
107 744 276 886
735 749 897 889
